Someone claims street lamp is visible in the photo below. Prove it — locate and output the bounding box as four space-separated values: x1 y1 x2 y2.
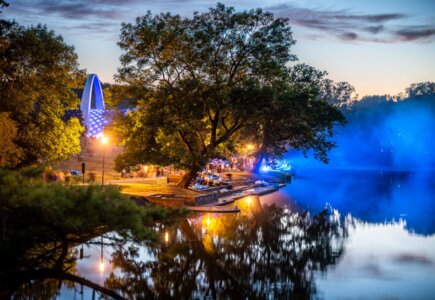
100 135 109 185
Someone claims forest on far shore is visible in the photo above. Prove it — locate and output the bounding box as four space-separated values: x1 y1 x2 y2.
288 81 435 170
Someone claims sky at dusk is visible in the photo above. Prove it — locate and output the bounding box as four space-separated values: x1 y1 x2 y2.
3 0 435 97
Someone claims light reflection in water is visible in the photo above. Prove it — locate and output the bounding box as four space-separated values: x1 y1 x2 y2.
261 169 435 299
5 170 434 299
99 260 105 273
64 168 434 299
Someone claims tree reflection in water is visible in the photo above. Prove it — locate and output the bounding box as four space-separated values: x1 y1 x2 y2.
0 196 347 299
0 233 125 299
107 197 348 299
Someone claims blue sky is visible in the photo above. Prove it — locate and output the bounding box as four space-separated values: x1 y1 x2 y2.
3 0 435 96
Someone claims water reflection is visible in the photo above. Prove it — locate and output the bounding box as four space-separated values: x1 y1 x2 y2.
262 169 435 299
105 204 346 299
315 217 435 300
0 233 122 299
0 200 347 299
2 170 434 299
265 169 435 235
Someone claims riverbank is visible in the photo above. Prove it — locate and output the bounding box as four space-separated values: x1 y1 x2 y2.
116 171 289 211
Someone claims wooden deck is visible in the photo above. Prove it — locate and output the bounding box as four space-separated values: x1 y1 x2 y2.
186 205 240 213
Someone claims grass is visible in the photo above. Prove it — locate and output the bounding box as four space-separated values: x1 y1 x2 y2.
117 182 199 197
54 137 272 198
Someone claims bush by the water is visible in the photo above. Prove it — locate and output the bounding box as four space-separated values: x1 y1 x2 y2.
0 169 178 263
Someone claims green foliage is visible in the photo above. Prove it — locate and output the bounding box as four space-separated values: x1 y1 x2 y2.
239 64 346 172
112 4 346 183
0 168 186 298
0 112 23 167
18 164 45 178
112 4 298 185
0 169 176 259
0 22 84 166
103 83 140 109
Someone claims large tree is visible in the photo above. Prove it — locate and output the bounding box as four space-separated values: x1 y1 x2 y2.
113 4 344 187
113 4 295 187
0 20 84 167
241 64 346 173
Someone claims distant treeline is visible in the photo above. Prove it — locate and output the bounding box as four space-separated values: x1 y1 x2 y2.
289 82 435 170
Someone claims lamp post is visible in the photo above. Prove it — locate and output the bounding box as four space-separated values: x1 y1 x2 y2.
100 135 108 185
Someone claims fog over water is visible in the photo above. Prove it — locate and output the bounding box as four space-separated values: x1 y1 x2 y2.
288 96 435 171
282 96 435 235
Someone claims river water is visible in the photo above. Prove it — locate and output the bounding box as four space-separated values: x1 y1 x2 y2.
57 169 435 299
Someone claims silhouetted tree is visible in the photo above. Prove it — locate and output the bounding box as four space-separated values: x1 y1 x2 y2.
112 4 344 186
321 78 355 107
406 82 435 98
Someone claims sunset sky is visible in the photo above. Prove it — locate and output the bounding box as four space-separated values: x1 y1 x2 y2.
4 0 435 97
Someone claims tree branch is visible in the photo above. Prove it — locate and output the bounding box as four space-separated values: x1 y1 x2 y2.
1 269 125 300
177 129 194 155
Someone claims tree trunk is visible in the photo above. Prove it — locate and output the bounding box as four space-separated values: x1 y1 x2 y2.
176 166 200 189
252 152 264 174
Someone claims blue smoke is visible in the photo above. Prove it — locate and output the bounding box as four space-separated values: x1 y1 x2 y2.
279 95 435 235
287 96 435 171
273 169 435 235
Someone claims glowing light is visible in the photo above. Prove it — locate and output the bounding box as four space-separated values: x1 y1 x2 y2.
260 165 271 172
247 197 252 206
99 260 105 272
101 135 108 144
202 214 218 233
164 231 169 243
247 144 254 150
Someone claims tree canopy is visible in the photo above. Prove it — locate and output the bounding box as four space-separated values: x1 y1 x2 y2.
0 20 84 167
0 112 22 167
321 79 355 107
406 81 435 98
238 64 346 173
111 3 345 187
0 168 181 298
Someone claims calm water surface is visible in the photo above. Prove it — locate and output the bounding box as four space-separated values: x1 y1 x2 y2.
264 169 435 299
26 170 435 299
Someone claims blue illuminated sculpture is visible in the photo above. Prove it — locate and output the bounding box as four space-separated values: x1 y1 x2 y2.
80 74 108 137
